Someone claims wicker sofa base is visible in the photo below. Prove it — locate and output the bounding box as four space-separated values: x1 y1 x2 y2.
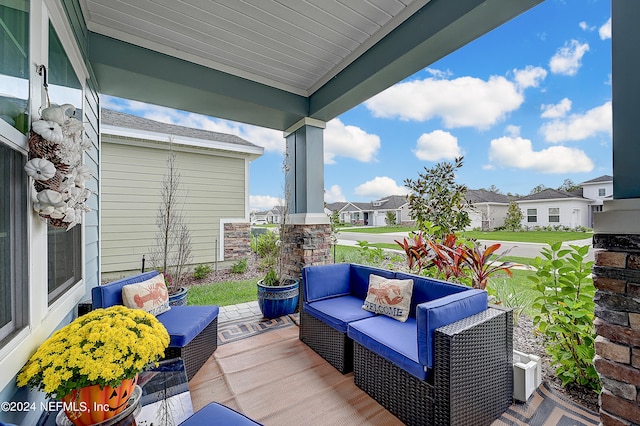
353 307 513 426
299 310 353 373
165 317 218 381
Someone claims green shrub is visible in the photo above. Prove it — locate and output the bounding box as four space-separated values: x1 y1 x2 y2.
193 264 212 280
231 258 248 274
529 243 599 391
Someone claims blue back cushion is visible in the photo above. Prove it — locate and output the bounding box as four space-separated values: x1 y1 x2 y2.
92 271 160 309
349 264 395 300
394 272 469 318
303 263 351 302
416 289 488 367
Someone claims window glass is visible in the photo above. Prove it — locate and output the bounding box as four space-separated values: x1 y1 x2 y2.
47 22 82 304
0 0 29 134
549 207 560 223
0 142 27 342
598 188 606 197
526 208 537 223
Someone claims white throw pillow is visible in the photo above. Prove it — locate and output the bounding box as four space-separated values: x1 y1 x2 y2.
362 274 413 322
122 274 171 316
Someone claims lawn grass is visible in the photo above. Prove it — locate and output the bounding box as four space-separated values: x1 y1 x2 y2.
338 225 415 234
461 230 592 243
187 278 259 306
337 226 591 243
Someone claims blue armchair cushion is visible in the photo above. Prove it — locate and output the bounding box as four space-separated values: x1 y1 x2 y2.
303 263 351 302
348 316 425 380
305 295 376 333
158 305 219 347
416 289 488 367
92 271 160 309
181 402 262 425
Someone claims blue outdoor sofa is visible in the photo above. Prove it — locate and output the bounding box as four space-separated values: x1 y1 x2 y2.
299 263 513 426
92 270 219 381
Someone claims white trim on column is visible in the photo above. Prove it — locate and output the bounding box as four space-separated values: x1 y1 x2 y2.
594 199 640 234
219 218 250 262
288 213 330 225
284 117 326 137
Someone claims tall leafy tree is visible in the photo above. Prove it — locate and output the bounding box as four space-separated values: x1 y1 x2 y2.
404 156 473 237
503 200 523 231
558 178 580 192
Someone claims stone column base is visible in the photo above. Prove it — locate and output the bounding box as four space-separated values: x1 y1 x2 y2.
280 223 331 279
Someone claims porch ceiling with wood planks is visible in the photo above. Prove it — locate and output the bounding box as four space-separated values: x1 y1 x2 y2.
81 0 543 131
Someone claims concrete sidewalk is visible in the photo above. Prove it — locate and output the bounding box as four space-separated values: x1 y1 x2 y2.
218 301 262 323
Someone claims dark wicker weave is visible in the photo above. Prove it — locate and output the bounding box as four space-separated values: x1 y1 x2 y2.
299 310 353 373
165 317 218 381
353 307 513 426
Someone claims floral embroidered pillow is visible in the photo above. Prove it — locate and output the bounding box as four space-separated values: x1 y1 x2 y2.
362 274 413 322
122 274 171 316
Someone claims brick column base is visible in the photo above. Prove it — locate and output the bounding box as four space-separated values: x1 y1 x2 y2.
223 222 251 261
280 223 331 279
593 234 640 425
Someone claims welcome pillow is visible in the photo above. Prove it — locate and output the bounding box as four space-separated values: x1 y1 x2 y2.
122 273 171 316
362 274 413 322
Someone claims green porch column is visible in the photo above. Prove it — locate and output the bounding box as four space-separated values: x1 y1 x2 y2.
281 119 331 279
592 2 640 424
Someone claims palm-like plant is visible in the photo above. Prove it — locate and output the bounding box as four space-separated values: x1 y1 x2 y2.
394 232 432 274
461 242 515 290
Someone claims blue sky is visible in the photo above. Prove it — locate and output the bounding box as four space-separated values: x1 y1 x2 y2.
103 0 612 212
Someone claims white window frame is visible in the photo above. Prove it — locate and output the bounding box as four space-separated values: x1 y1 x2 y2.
548 207 560 223
526 208 537 223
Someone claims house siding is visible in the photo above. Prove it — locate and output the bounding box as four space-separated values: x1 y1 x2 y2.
518 199 591 228
101 138 246 274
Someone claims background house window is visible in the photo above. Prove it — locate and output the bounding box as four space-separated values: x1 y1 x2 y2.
46 22 83 304
598 188 606 197
0 0 29 345
527 208 537 223
549 207 560 223
0 0 30 134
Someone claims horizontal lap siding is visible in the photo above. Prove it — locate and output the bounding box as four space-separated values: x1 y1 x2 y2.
101 140 246 273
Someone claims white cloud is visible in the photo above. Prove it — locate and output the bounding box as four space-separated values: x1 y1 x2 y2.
488 136 594 173
549 40 590 76
324 118 380 164
579 21 596 32
541 98 572 118
540 101 612 143
505 125 521 138
513 66 547 90
413 130 462 161
249 195 283 211
364 67 547 129
599 18 612 40
101 96 284 152
354 177 409 199
325 185 346 203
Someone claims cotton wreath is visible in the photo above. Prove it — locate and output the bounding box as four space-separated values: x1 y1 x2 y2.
26 103 92 230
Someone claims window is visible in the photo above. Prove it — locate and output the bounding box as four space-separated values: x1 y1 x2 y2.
598 188 606 197
527 208 537 223
0 0 29 344
0 0 30 134
47 22 83 304
549 207 560 223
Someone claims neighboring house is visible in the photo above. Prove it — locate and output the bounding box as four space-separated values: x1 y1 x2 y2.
580 175 613 226
516 188 592 229
326 195 411 226
101 109 263 275
466 190 512 230
250 210 270 224
266 205 286 224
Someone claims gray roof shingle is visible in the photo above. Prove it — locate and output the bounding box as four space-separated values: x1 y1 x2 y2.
580 175 613 184
517 188 587 201
102 109 260 148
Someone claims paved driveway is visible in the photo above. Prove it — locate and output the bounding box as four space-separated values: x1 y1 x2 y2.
337 231 595 262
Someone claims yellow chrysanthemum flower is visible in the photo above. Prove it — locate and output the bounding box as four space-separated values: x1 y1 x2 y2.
16 306 169 398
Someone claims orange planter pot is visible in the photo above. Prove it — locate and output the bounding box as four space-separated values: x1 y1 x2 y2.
61 374 138 426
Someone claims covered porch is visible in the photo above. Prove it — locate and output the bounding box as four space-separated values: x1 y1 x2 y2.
2 0 639 424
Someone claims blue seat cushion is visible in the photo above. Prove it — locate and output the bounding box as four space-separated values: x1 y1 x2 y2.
181 402 262 425
157 305 219 347
304 296 376 333
348 316 426 380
